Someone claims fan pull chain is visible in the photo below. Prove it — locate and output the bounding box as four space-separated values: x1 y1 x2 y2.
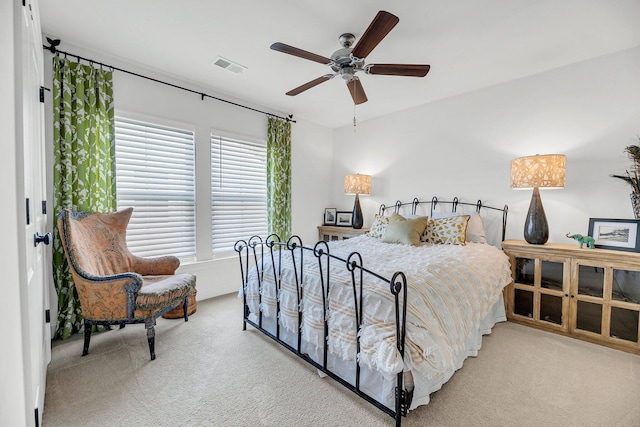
353 81 357 133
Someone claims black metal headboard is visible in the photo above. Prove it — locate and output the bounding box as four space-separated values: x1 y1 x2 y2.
378 196 509 242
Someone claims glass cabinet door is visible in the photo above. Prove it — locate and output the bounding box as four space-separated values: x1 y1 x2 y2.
609 269 640 344
513 257 535 318
575 300 602 334
573 264 640 346
514 288 534 318
514 257 535 285
577 265 604 298
574 265 605 335
511 256 566 327
539 260 564 326
610 306 639 342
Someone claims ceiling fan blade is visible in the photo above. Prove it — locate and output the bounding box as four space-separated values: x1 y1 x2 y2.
367 64 431 77
351 11 399 59
346 78 368 105
270 42 332 65
286 75 333 96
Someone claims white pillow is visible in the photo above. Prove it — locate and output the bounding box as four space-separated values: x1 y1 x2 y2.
430 212 487 244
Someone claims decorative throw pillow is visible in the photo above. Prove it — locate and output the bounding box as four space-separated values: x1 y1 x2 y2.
465 214 487 244
430 212 487 244
426 215 470 245
367 214 390 238
381 213 429 246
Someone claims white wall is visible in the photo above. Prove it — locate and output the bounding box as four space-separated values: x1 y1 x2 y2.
331 46 640 244
43 43 334 302
291 120 334 243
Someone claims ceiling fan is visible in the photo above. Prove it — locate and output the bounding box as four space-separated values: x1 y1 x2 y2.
270 10 430 105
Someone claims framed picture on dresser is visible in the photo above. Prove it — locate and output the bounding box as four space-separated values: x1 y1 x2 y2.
336 211 352 227
588 218 640 252
324 208 337 225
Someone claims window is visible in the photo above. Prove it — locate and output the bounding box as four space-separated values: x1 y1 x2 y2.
115 116 196 258
211 134 267 253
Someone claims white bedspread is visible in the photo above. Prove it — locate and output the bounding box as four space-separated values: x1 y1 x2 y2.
242 235 512 383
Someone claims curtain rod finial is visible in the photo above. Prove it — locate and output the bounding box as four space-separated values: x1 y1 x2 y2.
44 37 61 54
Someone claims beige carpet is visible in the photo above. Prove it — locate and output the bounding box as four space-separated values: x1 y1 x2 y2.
44 293 640 427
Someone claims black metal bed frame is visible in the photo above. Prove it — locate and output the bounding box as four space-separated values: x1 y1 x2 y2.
235 197 508 426
379 196 508 242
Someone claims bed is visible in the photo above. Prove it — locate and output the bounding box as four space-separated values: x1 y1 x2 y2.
235 197 512 426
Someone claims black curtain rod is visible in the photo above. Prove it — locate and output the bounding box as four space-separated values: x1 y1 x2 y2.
43 41 295 123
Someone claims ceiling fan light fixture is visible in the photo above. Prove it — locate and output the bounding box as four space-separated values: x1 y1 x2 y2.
339 67 355 80
270 10 430 105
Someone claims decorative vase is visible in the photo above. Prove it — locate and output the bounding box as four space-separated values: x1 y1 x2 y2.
631 193 640 220
352 193 364 229
523 187 549 245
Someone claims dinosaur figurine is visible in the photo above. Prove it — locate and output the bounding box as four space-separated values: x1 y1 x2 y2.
566 233 595 249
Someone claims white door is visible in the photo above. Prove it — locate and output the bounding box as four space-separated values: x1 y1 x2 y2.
21 0 51 424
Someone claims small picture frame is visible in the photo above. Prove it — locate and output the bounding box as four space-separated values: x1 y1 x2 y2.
324 208 337 225
336 211 353 227
588 218 640 252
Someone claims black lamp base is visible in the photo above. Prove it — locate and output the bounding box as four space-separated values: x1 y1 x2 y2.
524 187 549 244
352 194 363 229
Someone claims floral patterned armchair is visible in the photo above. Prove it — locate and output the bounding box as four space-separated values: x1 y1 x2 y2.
57 208 196 360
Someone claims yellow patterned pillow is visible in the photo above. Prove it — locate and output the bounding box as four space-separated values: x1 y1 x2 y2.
367 214 390 238
426 215 470 245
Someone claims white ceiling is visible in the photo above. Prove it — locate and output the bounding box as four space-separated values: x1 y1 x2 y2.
39 0 640 129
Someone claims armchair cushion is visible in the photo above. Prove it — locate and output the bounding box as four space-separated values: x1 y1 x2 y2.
130 255 180 276
136 274 196 311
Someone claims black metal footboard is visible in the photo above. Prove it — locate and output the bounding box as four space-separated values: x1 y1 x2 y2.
235 234 411 426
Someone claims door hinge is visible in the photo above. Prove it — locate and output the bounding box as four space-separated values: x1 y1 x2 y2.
42 200 47 215
34 407 39 427
39 86 47 103
45 309 50 324
26 198 30 225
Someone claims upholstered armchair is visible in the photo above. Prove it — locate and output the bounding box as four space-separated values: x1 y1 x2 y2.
57 208 196 360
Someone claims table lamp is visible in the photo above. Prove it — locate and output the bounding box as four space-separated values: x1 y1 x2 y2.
510 154 566 244
344 174 371 229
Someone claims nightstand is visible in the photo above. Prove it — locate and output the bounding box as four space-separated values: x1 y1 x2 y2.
502 239 640 355
318 225 369 242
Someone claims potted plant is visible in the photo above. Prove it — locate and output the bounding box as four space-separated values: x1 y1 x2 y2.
611 138 640 219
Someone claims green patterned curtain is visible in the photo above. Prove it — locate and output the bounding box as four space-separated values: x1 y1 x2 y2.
52 56 116 340
267 117 292 241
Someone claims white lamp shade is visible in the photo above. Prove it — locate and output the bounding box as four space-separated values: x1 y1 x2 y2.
511 154 566 189
344 174 371 195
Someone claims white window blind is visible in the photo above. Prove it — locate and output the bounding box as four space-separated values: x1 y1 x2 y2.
115 116 196 259
211 134 267 253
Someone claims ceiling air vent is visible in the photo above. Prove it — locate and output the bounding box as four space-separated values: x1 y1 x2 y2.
212 56 247 74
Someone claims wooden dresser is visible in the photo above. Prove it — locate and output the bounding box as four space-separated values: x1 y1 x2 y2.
502 239 640 355
317 226 369 242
